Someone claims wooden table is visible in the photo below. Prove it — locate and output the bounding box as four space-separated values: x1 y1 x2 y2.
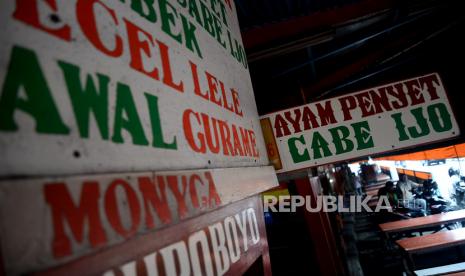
397 228 465 254
365 182 386 192
397 228 465 271
380 209 465 234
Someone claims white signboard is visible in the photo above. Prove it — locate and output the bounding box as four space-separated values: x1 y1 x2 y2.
260 73 460 173
0 166 278 275
0 0 267 176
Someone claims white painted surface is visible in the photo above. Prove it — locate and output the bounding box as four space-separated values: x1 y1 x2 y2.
0 0 268 176
0 166 278 275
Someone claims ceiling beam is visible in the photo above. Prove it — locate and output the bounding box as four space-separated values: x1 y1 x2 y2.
301 34 411 101
242 0 397 49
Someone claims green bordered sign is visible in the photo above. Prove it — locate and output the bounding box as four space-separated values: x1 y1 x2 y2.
260 73 460 173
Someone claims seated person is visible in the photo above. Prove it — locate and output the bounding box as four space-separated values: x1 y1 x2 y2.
422 179 441 199
396 175 426 211
378 181 398 209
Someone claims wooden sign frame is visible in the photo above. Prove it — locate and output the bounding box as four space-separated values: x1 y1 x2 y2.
33 195 271 276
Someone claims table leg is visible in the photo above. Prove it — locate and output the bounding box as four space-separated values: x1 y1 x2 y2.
402 252 416 275
383 232 396 251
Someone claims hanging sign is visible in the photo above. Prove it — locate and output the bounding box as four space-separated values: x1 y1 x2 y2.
0 166 277 275
260 73 460 173
0 1 280 274
0 0 267 176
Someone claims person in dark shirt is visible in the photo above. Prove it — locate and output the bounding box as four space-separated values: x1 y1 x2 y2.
378 181 398 208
